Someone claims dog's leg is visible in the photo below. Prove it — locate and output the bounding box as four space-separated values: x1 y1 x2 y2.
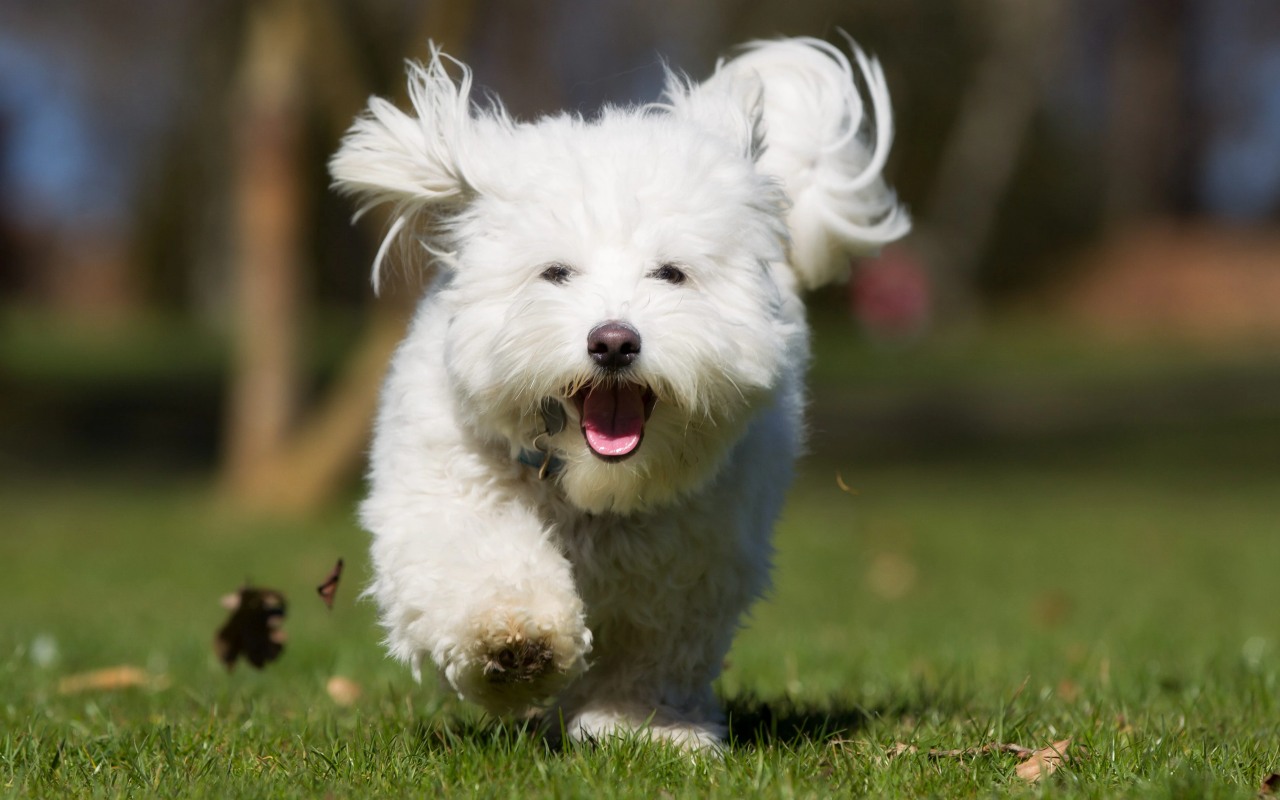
544 596 741 752
547 700 726 753
545 405 797 751
364 494 592 716
542 519 769 752
359 315 595 716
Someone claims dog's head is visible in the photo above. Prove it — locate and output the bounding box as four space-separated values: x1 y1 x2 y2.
332 39 909 513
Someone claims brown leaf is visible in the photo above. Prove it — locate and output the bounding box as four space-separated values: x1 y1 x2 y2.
316 558 344 609
887 742 918 758
1015 738 1071 782
835 472 860 496
1260 772 1280 797
58 666 168 694
326 675 362 707
215 586 287 670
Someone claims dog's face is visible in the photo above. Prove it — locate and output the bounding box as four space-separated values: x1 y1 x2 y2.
333 41 910 513
438 112 800 513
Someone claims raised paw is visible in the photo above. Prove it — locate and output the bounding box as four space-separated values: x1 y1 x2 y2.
443 608 591 716
483 635 555 685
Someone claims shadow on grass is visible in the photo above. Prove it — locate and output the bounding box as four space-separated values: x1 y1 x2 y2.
406 694 929 753
724 694 877 749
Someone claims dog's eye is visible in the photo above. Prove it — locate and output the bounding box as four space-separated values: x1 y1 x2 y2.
651 263 687 285
540 263 572 285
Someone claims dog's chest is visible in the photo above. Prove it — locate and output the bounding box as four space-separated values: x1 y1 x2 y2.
546 501 719 614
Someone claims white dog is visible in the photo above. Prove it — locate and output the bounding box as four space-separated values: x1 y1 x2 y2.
330 35 909 749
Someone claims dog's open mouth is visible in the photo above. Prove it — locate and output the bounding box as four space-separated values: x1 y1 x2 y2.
572 383 657 460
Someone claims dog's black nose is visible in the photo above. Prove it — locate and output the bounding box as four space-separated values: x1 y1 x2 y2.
587 322 641 369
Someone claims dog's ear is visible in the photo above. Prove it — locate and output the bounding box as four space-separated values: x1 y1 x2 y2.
660 65 769 165
330 45 504 292
668 36 911 290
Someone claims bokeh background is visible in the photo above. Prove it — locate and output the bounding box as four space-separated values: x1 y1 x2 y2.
2 0 1279 696
4 0 1280 502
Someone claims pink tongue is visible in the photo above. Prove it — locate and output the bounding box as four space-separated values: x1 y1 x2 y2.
581 385 646 457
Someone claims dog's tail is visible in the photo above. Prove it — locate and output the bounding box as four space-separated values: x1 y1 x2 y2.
669 36 910 290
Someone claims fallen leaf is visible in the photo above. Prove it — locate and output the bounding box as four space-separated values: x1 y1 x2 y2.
835 472 860 496
58 666 168 694
1260 772 1280 796
887 742 918 758
326 675 362 707
316 558 344 609
215 586 287 670
1015 738 1071 782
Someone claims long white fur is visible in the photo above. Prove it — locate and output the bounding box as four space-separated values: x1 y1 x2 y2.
330 36 909 749
669 35 911 289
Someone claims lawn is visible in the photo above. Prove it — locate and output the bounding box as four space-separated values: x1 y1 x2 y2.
3 316 1279 797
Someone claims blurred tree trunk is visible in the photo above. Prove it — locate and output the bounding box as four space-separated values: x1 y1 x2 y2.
220 0 475 513
918 0 1065 324
1104 0 1191 222
221 0 308 503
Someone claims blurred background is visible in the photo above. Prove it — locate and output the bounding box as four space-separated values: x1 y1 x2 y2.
3 0 1280 751
1 0 1278 513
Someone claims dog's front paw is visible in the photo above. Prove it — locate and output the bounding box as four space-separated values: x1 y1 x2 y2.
444 607 591 715
482 634 556 685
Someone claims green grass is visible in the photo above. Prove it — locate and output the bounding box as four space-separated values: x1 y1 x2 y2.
4 320 1280 797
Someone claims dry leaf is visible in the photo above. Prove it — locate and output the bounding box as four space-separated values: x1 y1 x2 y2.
215 586 287 670
1260 772 1280 797
317 559 344 609
835 472 860 496
887 742 918 758
58 666 168 694
1015 738 1071 782
326 675 362 707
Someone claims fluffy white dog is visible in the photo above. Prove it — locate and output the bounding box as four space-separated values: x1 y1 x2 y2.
330 35 909 749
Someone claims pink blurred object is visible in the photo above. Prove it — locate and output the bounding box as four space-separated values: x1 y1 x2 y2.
849 245 932 339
